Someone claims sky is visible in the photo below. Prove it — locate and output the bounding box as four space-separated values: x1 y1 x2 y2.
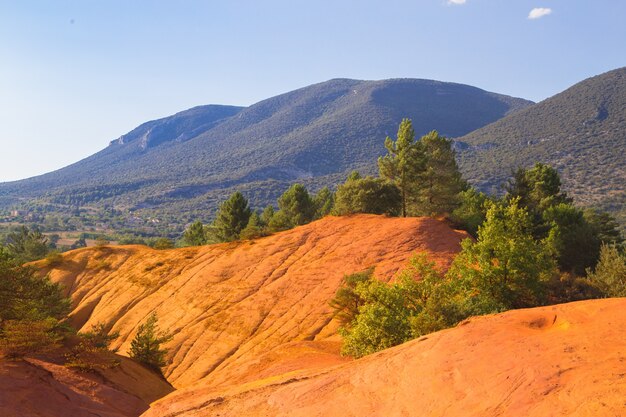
1 0 625 182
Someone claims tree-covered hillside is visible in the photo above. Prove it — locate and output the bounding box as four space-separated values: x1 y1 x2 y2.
0 78 531 231
456 67 626 228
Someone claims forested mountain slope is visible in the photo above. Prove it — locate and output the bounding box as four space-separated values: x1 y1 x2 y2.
0 78 531 228
456 67 626 226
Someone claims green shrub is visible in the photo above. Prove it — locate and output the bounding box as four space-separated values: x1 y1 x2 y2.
44 251 64 267
0 319 64 358
586 244 626 297
65 323 120 371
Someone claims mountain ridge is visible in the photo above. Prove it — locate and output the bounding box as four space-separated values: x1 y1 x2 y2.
456 67 626 226
0 77 532 232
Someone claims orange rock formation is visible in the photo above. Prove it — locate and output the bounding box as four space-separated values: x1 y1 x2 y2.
144 298 626 417
14 215 625 416
0 355 173 417
41 215 467 391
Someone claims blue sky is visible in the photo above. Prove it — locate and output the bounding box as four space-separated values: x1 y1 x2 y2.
1 0 624 182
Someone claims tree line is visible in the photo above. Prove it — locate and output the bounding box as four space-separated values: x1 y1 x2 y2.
180 117 624 358
181 119 467 245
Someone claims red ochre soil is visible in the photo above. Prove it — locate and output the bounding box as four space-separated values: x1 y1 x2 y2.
40 214 467 391
14 214 623 416
143 298 626 417
0 354 173 417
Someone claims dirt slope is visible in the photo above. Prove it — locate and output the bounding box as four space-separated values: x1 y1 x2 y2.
0 355 173 417
41 215 467 390
143 298 626 417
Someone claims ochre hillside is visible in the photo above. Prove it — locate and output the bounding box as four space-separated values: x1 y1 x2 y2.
40 215 468 390
0 355 173 417
144 298 626 417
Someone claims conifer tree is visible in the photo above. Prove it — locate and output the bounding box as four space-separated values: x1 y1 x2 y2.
414 131 466 216
378 119 424 217
276 184 315 226
240 212 265 240
182 221 207 246
128 312 173 372
313 186 335 219
212 191 252 242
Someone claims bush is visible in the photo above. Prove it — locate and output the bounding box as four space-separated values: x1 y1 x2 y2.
333 173 401 216
0 319 64 358
152 237 174 250
329 268 373 327
337 199 559 358
44 251 64 267
65 323 120 371
586 244 626 297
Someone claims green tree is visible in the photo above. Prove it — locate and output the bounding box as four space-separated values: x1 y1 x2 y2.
333 173 401 216
267 210 292 232
0 249 70 322
583 209 623 247
0 249 70 358
128 312 173 372
378 119 424 217
276 184 315 227
506 163 571 236
414 131 466 216
260 205 275 226
240 212 266 240
313 187 335 219
152 237 175 250
5 226 50 263
448 199 556 311
329 268 373 327
450 188 489 236
212 191 252 242
586 244 626 297
182 221 207 246
543 204 600 275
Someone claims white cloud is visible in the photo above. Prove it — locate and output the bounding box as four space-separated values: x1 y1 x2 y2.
528 7 552 19
447 0 466 5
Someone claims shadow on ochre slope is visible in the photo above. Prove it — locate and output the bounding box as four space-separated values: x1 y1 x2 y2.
0 354 173 417
37 214 468 391
143 298 626 417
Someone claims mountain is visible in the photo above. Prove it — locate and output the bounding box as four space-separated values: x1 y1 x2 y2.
0 78 531 232
456 67 626 226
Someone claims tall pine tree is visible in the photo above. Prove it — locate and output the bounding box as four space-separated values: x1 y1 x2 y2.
414 131 466 216
378 119 424 217
212 191 252 242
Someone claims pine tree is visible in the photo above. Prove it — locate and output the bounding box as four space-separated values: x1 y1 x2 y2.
260 205 275 226
5 226 50 263
313 187 334 219
240 212 266 240
586 244 626 297
276 184 315 226
212 191 252 242
414 131 466 216
378 119 424 217
128 312 173 372
182 221 207 246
